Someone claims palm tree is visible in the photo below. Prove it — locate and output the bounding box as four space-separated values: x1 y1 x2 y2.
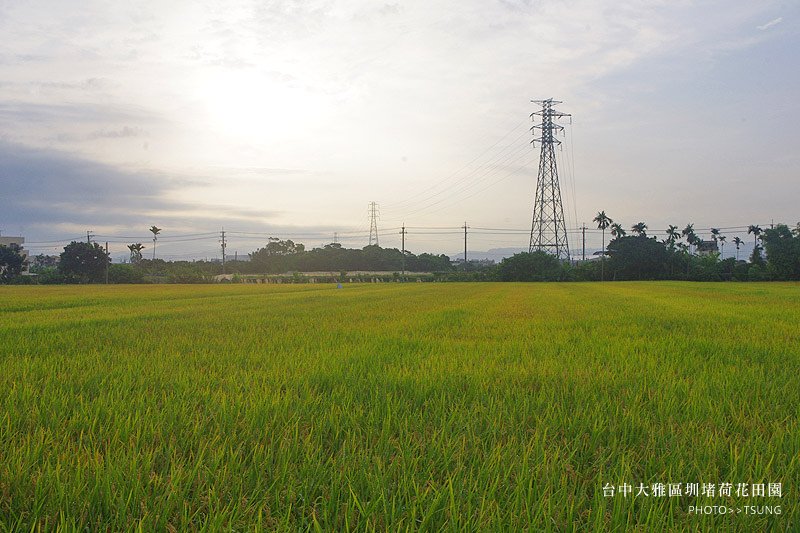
593 211 612 281
710 229 718 250
610 223 626 239
709 228 721 257
718 235 726 257
732 236 743 260
682 224 696 253
127 243 145 263
747 225 762 249
631 222 648 237
665 225 680 245
149 226 162 260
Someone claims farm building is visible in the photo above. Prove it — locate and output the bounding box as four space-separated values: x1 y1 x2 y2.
0 236 29 274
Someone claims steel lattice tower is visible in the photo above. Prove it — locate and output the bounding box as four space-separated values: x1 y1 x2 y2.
368 201 380 246
529 98 570 261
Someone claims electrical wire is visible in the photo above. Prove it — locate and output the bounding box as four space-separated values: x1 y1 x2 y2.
382 118 530 212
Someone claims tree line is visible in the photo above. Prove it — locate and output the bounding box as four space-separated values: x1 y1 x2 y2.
2 220 798 283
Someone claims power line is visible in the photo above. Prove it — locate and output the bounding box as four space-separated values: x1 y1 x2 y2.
19 222 783 263
382 118 529 212
381 130 533 220
388 144 532 220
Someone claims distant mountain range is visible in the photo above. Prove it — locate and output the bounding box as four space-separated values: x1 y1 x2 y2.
447 247 525 262
448 247 604 262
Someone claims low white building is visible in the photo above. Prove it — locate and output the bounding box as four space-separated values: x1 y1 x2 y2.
695 240 719 256
0 236 29 274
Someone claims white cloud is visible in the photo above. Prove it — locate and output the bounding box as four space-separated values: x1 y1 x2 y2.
757 17 783 30
0 0 797 253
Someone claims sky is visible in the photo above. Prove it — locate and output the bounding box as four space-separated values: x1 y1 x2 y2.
1 0 798 261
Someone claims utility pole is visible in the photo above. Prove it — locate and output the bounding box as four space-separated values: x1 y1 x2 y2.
529 98 571 261
87 231 94 244
368 202 380 246
400 224 407 275
220 228 227 274
463 222 468 268
105 242 109 284
581 224 586 261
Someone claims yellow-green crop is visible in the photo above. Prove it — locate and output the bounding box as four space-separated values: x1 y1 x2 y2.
0 282 798 531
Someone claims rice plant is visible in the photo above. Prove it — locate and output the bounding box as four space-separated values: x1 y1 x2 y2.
0 282 797 531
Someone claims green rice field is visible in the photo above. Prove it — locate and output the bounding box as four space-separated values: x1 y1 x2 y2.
0 282 797 531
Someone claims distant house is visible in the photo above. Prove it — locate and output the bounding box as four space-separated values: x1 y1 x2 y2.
0 236 29 274
695 240 719 255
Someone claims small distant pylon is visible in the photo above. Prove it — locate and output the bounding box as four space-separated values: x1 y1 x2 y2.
368 201 380 246
220 227 227 274
529 98 571 261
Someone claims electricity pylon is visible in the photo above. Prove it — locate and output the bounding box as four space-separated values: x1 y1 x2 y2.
368 201 380 246
529 98 570 261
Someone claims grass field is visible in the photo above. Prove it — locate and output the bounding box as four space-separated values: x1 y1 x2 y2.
0 282 797 531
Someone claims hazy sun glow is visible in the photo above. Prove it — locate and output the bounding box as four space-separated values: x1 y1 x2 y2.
197 70 324 142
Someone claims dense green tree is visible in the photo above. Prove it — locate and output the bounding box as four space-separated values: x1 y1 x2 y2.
496 251 565 281
688 252 725 281
248 239 452 274
28 254 59 273
249 238 306 273
166 263 208 283
33 267 69 284
0 243 27 283
750 244 766 268
607 235 670 280
58 241 110 283
571 259 601 281
761 224 800 280
108 264 145 284
360 244 403 271
407 253 452 272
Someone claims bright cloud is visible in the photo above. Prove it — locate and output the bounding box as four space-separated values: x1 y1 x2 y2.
0 1 798 256
757 17 783 30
